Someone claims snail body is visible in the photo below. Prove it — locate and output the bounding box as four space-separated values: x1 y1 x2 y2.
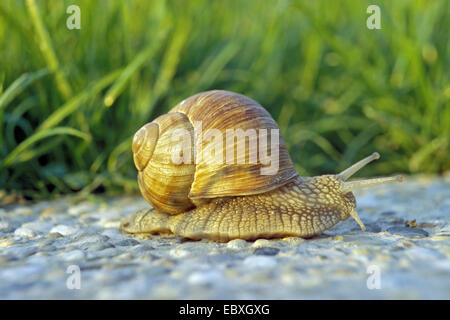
121 90 402 241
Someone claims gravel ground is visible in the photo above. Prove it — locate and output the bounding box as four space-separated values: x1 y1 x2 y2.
0 175 449 299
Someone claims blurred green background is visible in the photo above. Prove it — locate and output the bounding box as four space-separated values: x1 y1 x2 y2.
0 0 449 199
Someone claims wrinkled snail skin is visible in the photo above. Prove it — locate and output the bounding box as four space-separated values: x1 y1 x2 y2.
121 90 403 242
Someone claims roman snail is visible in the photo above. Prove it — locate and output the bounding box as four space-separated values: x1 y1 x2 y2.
120 90 403 242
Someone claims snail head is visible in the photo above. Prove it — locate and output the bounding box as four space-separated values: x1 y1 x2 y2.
311 152 403 231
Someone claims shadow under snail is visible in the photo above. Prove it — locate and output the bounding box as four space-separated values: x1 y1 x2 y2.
120 90 403 242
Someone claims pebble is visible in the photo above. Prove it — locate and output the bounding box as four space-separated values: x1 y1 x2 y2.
101 220 121 228
8 246 38 259
50 225 77 236
243 256 278 268
116 239 140 247
72 234 110 247
188 270 223 285
21 221 54 234
47 232 64 238
253 247 280 256
251 239 272 248
404 247 446 261
86 247 120 259
14 227 36 238
13 207 33 216
0 220 11 231
68 203 95 215
84 242 115 251
226 239 248 249
282 237 305 244
387 227 429 237
40 207 58 216
61 250 85 261
169 248 191 258
0 239 15 248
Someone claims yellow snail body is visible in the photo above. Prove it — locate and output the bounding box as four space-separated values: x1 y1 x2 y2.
121 90 403 242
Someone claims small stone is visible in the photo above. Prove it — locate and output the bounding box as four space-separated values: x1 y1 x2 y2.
352 249 371 255
116 252 135 261
39 245 57 252
431 235 450 241
243 256 277 268
0 257 11 264
102 220 121 228
251 239 272 248
21 221 54 234
253 247 280 256
405 247 445 261
400 240 415 248
226 239 248 249
187 270 223 285
13 207 33 216
405 220 417 228
72 234 110 247
116 239 140 247
11 246 38 259
169 248 191 258
282 237 305 244
81 217 99 224
61 250 85 261
40 207 58 216
14 227 36 238
387 227 429 237
86 247 120 259
101 228 124 239
68 203 94 215
50 225 77 236
417 222 436 228
0 220 11 232
0 239 15 248
83 242 115 251
47 232 63 238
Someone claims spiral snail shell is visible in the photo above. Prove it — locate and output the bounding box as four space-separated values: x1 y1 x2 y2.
121 90 403 241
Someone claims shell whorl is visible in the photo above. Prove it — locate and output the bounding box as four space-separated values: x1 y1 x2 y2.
132 90 298 214
132 122 159 171
135 112 196 214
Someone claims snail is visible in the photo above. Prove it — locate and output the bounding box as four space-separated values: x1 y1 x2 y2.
120 90 403 242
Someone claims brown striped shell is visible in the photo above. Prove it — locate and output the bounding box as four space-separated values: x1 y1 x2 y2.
132 90 298 214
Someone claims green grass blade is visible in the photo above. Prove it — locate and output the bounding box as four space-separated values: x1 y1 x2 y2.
38 70 122 131
103 29 170 107
1 127 91 168
25 0 72 99
0 69 49 111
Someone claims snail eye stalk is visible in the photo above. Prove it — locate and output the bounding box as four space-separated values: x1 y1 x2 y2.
337 152 403 193
341 175 404 193
337 152 380 181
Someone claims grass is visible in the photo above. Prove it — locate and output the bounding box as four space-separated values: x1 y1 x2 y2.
0 0 449 199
